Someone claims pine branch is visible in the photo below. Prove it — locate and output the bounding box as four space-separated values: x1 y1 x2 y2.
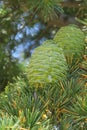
60 1 86 8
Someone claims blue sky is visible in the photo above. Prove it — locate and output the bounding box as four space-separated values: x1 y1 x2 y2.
12 22 46 63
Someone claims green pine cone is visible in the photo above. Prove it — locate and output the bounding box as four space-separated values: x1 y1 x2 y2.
27 40 67 87
81 60 87 70
54 25 85 64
